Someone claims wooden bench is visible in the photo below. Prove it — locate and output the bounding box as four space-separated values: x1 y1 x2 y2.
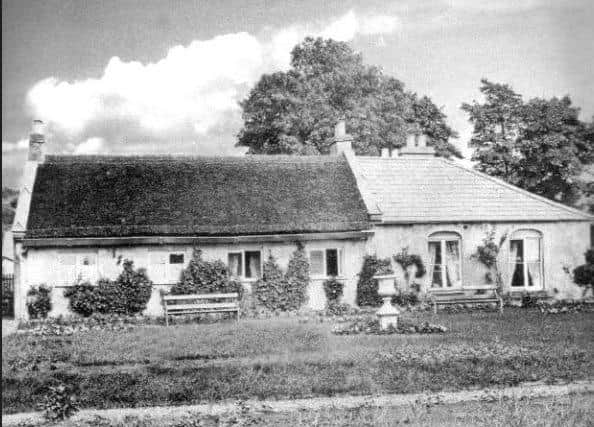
162 293 240 326
429 286 503 314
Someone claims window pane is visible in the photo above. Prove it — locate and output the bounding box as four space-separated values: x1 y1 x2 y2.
245 251 261 278
510 240 524 287
326 249 338 276
444 241 461 287
228 253 242 277
169 254 184 264
309 251 324 276
524 238 540 262
526 261 541 288
429 242 442 287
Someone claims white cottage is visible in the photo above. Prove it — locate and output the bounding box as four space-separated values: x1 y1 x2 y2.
10 120 593 319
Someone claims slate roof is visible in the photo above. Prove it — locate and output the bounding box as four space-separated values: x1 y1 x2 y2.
352 156 593 223
25 155 372 238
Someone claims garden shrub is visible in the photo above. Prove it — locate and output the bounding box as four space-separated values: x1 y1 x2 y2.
26 284 52 319
64 260 152 316
323 277 344 304
253 244 310 312
253 253 290 311
170 249 243 299
392 291 419 307
356 255 393 307
63 281 101 317
573 248 594 295
471 229 507 290
284 242 310 309
41 383 78 422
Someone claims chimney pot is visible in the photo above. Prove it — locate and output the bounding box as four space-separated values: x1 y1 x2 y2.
334 119 346 139
28 119 45 162
380 148 390 158
400 131 435 158
330 118 354 156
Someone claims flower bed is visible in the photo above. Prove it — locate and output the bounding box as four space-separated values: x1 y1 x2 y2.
332 315 447 335
17 314 145 336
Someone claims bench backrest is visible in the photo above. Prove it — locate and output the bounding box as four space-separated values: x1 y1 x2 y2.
163 293 239 303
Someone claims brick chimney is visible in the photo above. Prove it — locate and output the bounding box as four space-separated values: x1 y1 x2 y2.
399 128 435 158
329 118 354 155
28 119 45 162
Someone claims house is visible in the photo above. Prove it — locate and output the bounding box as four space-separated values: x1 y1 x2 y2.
10 120 593 319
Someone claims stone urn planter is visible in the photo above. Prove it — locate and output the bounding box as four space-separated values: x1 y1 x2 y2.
373 274 399 330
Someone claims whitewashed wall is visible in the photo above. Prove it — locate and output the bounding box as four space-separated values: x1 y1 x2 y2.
368 221 591 299
19 238 367 318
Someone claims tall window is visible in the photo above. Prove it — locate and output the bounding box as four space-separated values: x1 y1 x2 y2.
309 248 343 277
509 230 543 290
428 232 462 288
227 250 261 279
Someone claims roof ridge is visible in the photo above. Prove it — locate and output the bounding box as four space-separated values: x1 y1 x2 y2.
439 158 593 220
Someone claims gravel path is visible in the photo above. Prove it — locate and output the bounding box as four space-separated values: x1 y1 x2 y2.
3 380 593 426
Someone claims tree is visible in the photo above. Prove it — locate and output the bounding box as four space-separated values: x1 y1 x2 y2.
238 37 460 158
462 79 593 206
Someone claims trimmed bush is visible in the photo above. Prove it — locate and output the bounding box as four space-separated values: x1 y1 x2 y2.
64 260 152 317
573 248 594 295
323 277 344 304
253 253 289 311
170 249 243 299
284 243 310 309
356 255 393 307
63 281 100 317
26 284 52 319
392 291 419 307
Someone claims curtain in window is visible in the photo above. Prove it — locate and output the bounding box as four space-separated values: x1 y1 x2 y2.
510 240 523 287
245 251 261 278
445 241 461 287
228 253 242 277
309 251 324 276
429 242 441 287
525 237 541 288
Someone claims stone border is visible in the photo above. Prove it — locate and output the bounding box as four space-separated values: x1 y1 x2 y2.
3 380 593 426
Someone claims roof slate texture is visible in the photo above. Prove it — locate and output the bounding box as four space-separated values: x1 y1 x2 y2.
26 155 372 238
352 156 593 223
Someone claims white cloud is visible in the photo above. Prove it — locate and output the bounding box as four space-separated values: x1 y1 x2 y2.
73 137 105 154
25 10 400 157
2 139 28 153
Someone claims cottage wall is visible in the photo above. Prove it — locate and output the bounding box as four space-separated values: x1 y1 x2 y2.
368 221 591 299
18 237 367 318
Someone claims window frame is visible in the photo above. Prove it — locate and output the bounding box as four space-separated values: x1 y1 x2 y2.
508 230 544 291
427 232 462 289
227 250 262 281
149 250 186 284
308 248 343 278
57 251 99 285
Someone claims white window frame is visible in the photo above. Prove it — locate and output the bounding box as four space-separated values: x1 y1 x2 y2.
508 230 544 291
227 250 262 281
428 233 462 289
309 248 343 279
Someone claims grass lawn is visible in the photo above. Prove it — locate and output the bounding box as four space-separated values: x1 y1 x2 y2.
2 309 593 414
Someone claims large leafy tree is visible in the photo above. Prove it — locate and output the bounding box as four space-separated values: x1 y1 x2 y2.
238 37 460 157
462 79 593 206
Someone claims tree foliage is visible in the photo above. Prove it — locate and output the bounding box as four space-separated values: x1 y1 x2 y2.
238 37 460 158
462 79 593 206
573 248 594 293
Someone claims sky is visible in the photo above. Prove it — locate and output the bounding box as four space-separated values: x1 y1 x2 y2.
3 0 594 188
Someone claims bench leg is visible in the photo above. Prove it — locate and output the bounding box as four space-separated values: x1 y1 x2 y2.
433 301 437 315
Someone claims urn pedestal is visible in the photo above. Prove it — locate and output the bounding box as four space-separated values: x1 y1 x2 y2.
373 274 399 330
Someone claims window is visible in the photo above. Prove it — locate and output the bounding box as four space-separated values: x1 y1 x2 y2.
509 230 543 290
428 232 462 288
57 252 98 285
309 249 343 277
149 251 185 283
227 250 261 279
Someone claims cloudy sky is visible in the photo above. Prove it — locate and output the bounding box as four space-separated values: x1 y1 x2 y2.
3 0 593 187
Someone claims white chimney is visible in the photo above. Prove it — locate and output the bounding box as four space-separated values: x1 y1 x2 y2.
28 119 45 162
380 147 390 158
329 118 354 155
400 131 435 158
